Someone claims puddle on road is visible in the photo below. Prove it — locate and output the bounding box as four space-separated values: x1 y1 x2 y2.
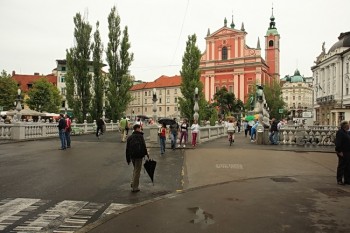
188 207 215 226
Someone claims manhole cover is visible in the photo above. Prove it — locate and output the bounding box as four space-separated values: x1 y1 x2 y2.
316 188 350 197
271 177 296 183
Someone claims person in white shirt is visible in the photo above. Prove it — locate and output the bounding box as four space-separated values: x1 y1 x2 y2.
226 118 237 142
190 120 200 147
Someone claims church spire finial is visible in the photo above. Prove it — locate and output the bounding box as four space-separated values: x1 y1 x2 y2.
269 4 276 29
207 28 210 36
241 22 245 31
257 37 261 50
230 15 235 29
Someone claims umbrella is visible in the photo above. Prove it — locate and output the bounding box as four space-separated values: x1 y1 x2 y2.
144 159 157 184
158 118 176 125
136 115 150 120
245 115 257 121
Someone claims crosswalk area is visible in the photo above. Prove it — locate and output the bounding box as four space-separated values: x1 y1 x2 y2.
0 198 130 233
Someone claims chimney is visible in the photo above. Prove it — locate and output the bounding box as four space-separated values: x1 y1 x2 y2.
12 70 15 76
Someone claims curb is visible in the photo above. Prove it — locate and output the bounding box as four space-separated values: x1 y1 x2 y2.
76 174 336 233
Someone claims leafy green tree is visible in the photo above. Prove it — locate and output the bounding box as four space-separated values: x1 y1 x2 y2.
66 13 93 122
26 78 61 113
179 34 205 123
213 87 244 119
91 21 104 120
0 70 17 111
106 6 134 121
264 80 286 119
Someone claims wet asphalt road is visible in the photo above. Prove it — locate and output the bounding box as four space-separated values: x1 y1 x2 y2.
0 131 184 204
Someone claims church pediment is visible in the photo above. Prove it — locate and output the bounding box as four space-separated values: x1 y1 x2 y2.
208 27 244 38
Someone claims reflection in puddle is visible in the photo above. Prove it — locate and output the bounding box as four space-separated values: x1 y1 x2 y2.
188 207 215 226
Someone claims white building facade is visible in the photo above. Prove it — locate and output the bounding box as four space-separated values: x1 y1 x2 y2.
281 69 313 118
311 32 350 126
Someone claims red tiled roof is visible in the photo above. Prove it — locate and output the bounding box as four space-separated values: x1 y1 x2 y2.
130 75 182 91
12 73 57 92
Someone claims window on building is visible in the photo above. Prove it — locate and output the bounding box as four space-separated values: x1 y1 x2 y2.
61 101 66 108
346 63 349 74
293 96 295 100
174 89 177 94
149 91 151 96
159 90 162 96
229 85 233 93
61 66 66 71
167 90 170 95
159 98 162 104
166 98 170 103
138 98 140 104
145 91 147 96
215 86 219 93
174 97 178 103
60 76 65 82
159 107 162 112
145 99 147 104
269 40 274 47
61 88 66 95
145 107 147 112
222 46 228 60
285 96 288 101
298 96 301 100
346 84 349 96
167 107 170 112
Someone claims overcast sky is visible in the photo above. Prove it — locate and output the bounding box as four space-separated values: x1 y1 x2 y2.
1 0 349 81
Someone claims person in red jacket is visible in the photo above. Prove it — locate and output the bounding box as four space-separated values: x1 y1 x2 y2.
65 115 72 148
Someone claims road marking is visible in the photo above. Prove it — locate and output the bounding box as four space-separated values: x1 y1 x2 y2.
0 198 130 232
0 198 41 231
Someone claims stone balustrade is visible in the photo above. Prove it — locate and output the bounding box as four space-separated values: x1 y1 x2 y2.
0 120 339 148
278 125 338 146
0 120 120 140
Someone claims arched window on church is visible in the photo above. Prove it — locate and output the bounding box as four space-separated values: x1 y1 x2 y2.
269 40 274 47
222 46 228 60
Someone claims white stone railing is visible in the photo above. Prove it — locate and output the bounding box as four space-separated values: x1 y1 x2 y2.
0 124 13 139
278 125 338 146
0 120 120 140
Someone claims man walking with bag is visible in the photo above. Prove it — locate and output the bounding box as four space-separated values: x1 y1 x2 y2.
119 117 129 142
126 124 149 192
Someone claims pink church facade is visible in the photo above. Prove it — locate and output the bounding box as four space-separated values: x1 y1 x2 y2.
200 13 280 103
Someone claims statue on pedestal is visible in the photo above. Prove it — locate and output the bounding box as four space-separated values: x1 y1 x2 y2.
253 85 270 128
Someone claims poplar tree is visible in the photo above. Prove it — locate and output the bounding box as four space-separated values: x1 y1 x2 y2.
179 34 206 123
91 21 104 120
66 13 93 122
106 6 134 121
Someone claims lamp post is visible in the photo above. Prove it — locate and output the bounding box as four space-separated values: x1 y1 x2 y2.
193 87 199 121
15 88 22 122
152 88 158 123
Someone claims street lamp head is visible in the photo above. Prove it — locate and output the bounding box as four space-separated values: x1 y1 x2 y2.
17 88 21 96
195 87 198 95
153 88 156 95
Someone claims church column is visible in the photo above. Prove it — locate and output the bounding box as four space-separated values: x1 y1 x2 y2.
205 76 210 101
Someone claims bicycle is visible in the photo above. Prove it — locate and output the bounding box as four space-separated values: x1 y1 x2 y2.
228 131 234 146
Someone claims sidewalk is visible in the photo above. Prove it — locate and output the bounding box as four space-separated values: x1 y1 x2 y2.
78 134 349 233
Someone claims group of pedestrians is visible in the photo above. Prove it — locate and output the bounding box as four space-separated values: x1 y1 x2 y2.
57 114 71 150
159 118 200 155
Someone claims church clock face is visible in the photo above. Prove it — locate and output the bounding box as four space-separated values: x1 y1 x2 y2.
249 50 255 55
